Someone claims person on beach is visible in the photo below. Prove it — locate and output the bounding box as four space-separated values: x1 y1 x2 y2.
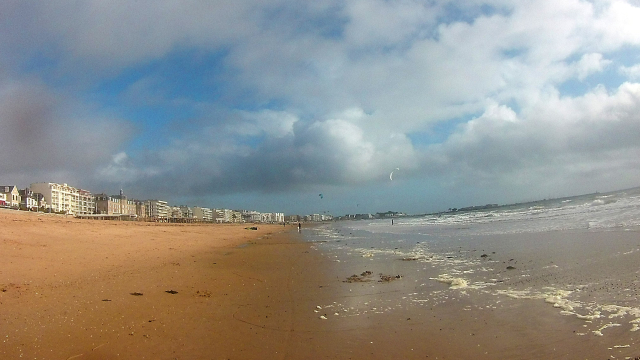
297 222 301 232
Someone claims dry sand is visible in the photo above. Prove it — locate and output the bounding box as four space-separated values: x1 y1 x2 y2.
0 209 332 359
3 209 639 359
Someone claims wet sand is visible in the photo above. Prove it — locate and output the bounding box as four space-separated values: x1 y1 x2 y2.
307 226 640 359
2 209 639 359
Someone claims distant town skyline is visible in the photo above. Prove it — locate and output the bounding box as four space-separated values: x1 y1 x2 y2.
2 1 640 215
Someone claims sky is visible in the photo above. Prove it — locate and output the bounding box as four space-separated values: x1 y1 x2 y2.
2 0 640 216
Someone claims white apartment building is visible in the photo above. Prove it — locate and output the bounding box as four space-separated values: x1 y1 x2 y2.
243 210 262 223
178 206 193 219
30 182 94 215
171 206 183 219
214 208 241 223
78 189 95 215
261 213 273 223
145 200 169 219
192 207 213 221
258 212 285 223
272 212 285 223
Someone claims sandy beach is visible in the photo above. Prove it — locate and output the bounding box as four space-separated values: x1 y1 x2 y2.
0 210 333 359
3 209 640 360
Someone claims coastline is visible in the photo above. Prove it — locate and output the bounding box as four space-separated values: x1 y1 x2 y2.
4 209 640 359
302 222 640 359
0 210 331 359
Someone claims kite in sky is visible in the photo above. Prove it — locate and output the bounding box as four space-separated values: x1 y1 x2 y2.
390 168 400 181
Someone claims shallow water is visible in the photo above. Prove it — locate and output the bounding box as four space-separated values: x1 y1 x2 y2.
303 187 640 358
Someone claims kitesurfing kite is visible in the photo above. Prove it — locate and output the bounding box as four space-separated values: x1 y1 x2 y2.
390 168 400 181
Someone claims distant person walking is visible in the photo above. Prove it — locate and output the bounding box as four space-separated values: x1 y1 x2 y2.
297 222 302 232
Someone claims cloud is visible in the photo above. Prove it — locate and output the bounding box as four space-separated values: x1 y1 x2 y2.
620 63 640 79
0 79 134 179
2 0 640 212
427 82 640 193
575 53 612 80
111 107 418 199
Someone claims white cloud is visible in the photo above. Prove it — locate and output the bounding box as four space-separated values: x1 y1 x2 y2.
620 64 640 79
3 0 640 208
343 0 436 48
575 53 612 80
428 81 640 193
232 109 298 138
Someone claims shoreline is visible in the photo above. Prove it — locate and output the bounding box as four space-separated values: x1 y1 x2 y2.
302 222 640 359
4 209 640 359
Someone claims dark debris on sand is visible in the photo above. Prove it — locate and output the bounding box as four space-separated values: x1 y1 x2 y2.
344 271 403 283
344 271 373 283
130 292 144 296
400 257 420 261
379 274 402 282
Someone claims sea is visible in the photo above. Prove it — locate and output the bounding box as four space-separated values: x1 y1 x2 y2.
302 186 640 357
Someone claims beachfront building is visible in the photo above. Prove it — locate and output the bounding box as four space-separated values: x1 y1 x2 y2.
95 194 118 214
146 200 170 220
178 206 193 219
0 186 21 208
78 190 95 215
192 207 212 221
18 188 43 210
95 192 135 216
243 210 262 223
30 182 94 215
0 192 6 206
134 201 147 218
112 190 135 215
272 212 285 223
171 206 183 220
284 215 300 223
214 208 241 223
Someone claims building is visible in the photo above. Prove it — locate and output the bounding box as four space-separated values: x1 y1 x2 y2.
214 208 241 223
18 188 44 210
95 193 118 214
78 190 95 215
272 212 285 223
242 210 261 223
94 193 134 216
0 185 21 208
111 190 135 215
178 206 193 219
171 206 183 219
134 200 147 218
285 215 301 223
146 200 169 220
192 207 213 221
30 182 93 215
260 212 272 223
